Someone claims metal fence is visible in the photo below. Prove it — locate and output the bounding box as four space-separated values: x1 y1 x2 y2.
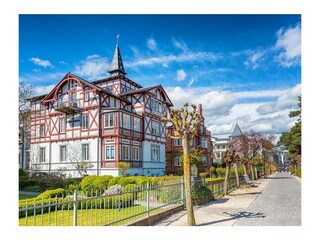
19 176 247 226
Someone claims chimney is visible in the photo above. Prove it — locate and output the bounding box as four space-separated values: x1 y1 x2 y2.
198 104 203 115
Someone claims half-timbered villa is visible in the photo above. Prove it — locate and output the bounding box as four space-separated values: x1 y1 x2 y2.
165 104 213 174
28 42 173 177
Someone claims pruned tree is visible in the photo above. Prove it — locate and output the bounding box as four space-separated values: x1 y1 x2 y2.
161 103 203 226
222 149 240 195
117 162 130 176
179 147 205 174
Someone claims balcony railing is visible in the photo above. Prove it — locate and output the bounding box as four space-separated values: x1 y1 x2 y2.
54 100 81 114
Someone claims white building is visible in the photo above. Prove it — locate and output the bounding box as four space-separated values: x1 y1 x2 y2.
212 122 243 164
28 42 173 177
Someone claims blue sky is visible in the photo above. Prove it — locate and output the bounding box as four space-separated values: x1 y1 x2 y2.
19 14 301 137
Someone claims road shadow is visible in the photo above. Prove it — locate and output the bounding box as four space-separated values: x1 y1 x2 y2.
197 211 266 226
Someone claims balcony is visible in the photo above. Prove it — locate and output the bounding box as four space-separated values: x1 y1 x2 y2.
54 100 80 114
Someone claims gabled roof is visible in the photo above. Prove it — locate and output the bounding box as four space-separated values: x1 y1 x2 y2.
230 122 243 137
41 72 130 104
121 85 173 107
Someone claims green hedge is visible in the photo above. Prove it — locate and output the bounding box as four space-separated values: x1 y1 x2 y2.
80 175 113 192
36 188 66 200
192 186 213 205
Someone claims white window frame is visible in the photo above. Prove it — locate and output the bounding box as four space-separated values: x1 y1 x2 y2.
174 156 181 166
60 118 66 133
122 145 130 160
151 144 160 161
39 147 46 163
40 124 45 137
123 114 131 129
151 121 160 135
105 145 115 160
174 139 182 146
82 114 89 130
134 117 141 132
82 144 89 161
60 145 67 162
132 146 140 161
84 92 90 102
104 113 114 128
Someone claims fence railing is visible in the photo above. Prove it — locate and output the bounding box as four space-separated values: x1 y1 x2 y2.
19 175 247 226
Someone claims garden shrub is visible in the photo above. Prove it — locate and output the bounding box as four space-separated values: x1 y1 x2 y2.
80 176 97 192
36 188 66 200
108 177 121 187
191 186 213 205
118 177 137 187
63 177 83 188
93 175 113 192
216 168 226 178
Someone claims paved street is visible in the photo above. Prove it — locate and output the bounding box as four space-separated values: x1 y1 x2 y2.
235 172 301 226
153 172 301 226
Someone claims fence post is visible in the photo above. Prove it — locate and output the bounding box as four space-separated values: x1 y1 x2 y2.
73 190 78 226
180 177 185 206
146 182 150 217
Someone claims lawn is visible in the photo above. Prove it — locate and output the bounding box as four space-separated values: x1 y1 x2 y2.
19 205 151 226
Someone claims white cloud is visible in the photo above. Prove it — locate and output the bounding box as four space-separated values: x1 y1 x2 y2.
176 69 187 81
146 38 157 51
165 86 237 118
34 84 55 95
256 84 301 115
29 58 53 68
74 55 109 80
126 51 218 68
275 23 301 67
233 89 288 99
171 37 189 53
244 51 265 69
187 76 197 87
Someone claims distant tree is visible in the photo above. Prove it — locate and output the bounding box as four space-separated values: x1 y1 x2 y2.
222 149 240 195
261 134 276 177
278 96 301 165
162 103 203 226
117 162 130 176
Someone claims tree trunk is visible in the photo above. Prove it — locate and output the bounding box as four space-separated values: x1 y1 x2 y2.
224 163 230 195
234 163 240 188
254 166 258 179
182 137 196 226
250 164 255 180
242 163 247 175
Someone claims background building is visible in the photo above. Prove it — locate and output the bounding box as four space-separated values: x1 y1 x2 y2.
28 42 173 177
165 104 213 174
212 122 242 165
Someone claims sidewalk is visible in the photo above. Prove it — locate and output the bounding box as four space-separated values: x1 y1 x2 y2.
153 176 272 226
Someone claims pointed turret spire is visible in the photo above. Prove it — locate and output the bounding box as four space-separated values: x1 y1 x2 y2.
230 121 242 137
108 34 127 76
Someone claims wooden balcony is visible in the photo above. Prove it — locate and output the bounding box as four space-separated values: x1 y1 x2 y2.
54 101 80 114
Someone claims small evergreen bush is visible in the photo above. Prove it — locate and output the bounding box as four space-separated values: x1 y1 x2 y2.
191 186 213 205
